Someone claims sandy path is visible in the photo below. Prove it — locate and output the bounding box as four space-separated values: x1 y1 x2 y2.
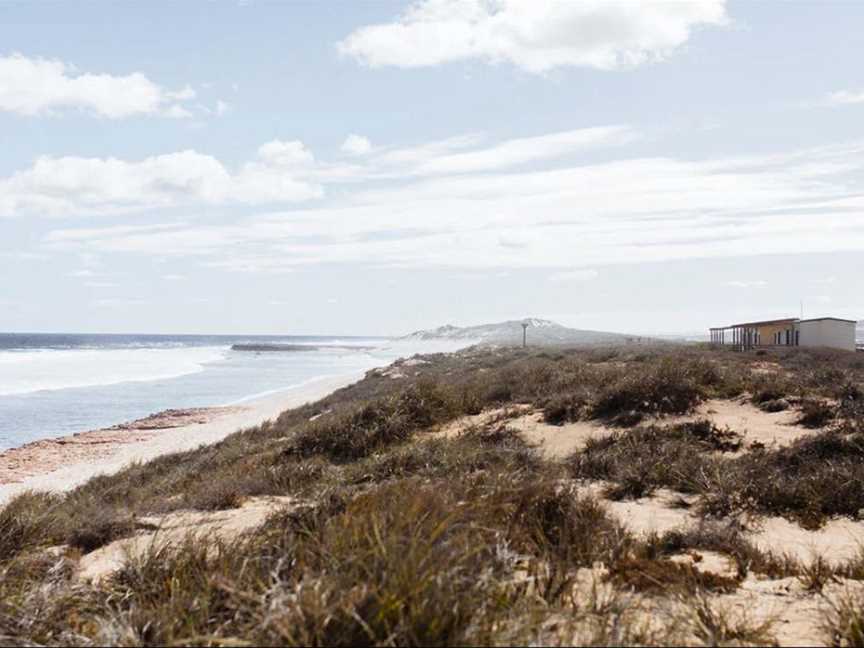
0 372 362 506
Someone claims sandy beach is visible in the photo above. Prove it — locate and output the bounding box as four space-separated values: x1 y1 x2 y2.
0 371 363 506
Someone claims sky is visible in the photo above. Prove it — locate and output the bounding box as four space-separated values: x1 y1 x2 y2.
0 0 863 336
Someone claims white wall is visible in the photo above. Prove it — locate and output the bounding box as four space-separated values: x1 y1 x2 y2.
797 319 856 351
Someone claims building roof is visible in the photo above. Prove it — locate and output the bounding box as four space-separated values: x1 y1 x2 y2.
798 317 858 324
719 317 798 329
710 316 859 331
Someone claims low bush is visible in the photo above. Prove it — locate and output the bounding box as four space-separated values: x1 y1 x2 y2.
702 430 864 528
0 492 60 562
606 557 739 594
570 421 739 500
66 509 136 554
758 398 789 413
796 398 835 428
286 381 463 462
542 391 590 425
591 361 703 421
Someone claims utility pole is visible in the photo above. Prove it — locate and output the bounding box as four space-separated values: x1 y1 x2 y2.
521 322 529 348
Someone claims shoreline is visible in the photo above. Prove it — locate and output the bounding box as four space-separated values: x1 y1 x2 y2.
0 370 364 506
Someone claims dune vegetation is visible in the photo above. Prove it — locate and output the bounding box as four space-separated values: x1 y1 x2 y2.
2 343 864 645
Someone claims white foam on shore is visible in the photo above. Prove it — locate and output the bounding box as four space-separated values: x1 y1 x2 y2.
0 346 227 396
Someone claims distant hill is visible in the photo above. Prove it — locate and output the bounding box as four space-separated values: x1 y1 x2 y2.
401 318 636 347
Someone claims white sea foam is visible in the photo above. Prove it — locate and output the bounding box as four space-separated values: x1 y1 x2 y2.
0 346 227 396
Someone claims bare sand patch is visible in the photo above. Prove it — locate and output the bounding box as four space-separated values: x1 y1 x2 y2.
746 516 864 566
579 482 698 536
669 549 738 580
507 412 614 458
711 576 864 647
672 397 816 449
434 404 533 437
438 395 817 463
77 495 295 582
435 406 613 459
578 480 864 566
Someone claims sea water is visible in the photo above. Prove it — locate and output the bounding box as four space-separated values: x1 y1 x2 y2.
0 333 407 452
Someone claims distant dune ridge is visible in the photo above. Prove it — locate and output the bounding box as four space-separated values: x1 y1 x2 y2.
402 317 634 346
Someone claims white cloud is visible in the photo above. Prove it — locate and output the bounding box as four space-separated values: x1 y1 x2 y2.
410 126 637 175
39 134 864 273
164 104 194 119
94 298 146 307
1 142 322 217
549 269 600 282
215 100 231 116
826 89 864 106
723 280 767 288
338 0 728 73
0 53 196 118
341 134 373 155
1 126 634 217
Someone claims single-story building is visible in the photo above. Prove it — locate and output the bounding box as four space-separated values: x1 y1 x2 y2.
709 317 858 352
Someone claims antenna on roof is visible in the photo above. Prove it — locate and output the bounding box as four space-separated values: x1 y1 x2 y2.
800 300 804 320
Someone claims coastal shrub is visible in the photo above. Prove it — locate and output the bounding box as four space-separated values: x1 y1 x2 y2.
642 522 800 579
81 475 634 647
286 380 462 462
688 595 776 646
0 491 59 562
758 398 789 413
824 596 864 647
590 360 703 421
341 430 541 486
751 384 788 405
702 430 864 528
66 509 136 554
542 391 590 425
606 557 739 594
796 398 836 428
569 421 740 500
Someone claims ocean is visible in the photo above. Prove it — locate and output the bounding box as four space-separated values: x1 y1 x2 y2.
0 333 410 452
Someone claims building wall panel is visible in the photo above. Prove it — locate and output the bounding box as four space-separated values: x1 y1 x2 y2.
797 320 856 351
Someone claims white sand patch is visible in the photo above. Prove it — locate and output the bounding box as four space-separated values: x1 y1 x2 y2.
746 516 864 566
438 395 817 463
434 404 533 438
77 496 295 582
670 397 816 449
711 576 864 647
507 411 614 458
669 549 738 580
